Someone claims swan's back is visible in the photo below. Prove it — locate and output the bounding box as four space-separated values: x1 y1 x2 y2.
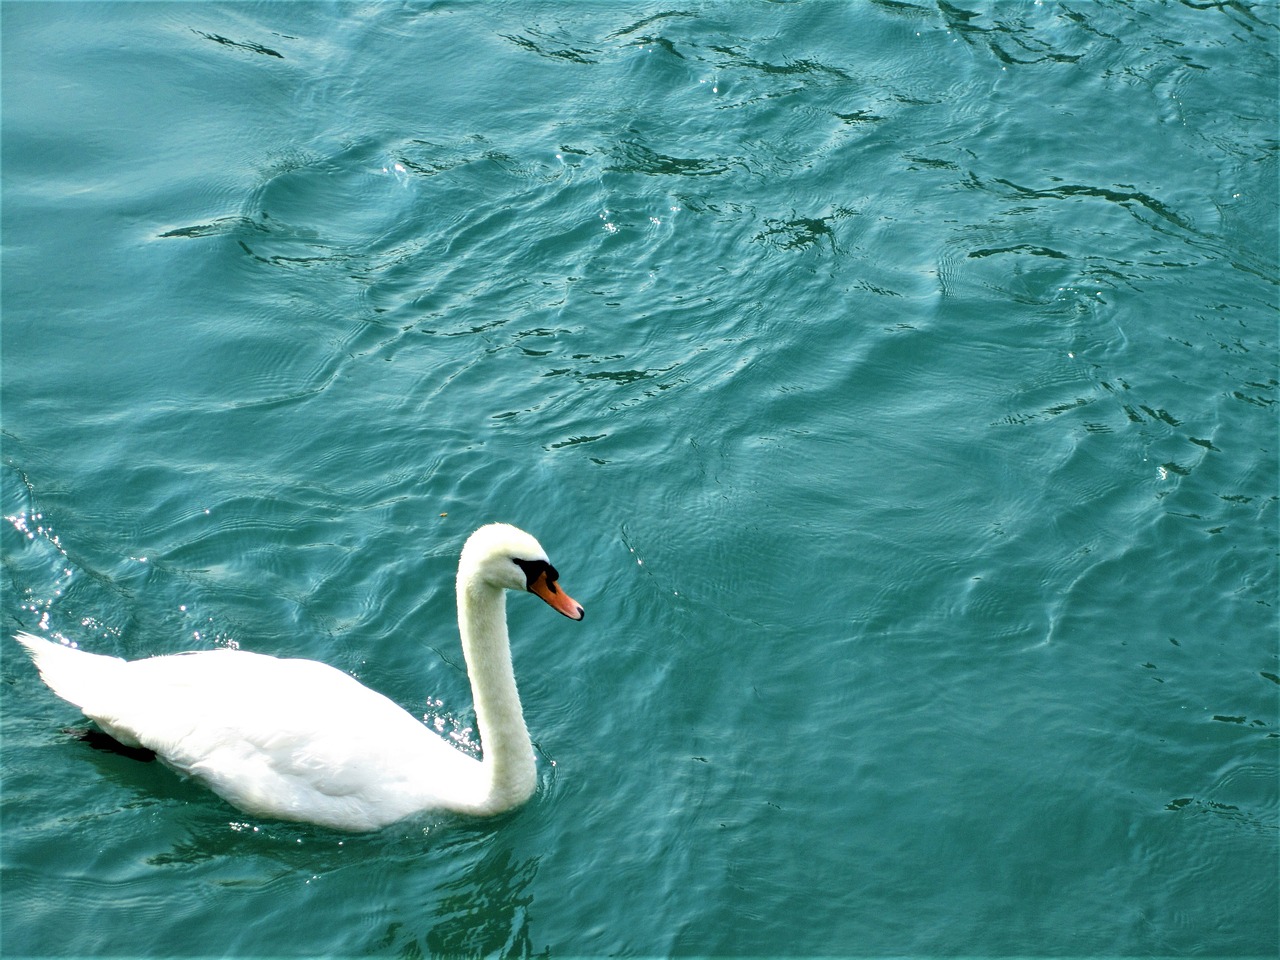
13 632 485 830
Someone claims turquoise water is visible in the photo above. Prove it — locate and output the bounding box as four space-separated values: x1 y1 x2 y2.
2 1 1276 956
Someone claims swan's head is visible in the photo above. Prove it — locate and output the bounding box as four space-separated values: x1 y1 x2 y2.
459 523 584 620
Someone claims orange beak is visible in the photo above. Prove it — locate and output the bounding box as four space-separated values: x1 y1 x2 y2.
528 570 584 620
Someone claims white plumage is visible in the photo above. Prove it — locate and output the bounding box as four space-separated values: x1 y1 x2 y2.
13 523 583 831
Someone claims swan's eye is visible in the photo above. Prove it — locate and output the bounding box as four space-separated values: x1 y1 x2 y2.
512 557 559 593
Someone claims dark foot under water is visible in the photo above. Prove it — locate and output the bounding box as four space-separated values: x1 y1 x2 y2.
64 727 156 763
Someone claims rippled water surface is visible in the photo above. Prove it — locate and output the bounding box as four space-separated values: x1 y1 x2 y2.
3 2 1277 956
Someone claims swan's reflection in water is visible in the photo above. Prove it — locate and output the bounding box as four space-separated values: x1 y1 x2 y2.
421 844 542 958
355 828 543 959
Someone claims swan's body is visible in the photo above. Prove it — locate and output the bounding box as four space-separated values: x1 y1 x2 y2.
13 523 583 831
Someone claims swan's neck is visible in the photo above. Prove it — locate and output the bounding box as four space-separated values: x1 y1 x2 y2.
457 579 536 813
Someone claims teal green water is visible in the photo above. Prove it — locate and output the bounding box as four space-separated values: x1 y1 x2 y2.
2 2 1276 956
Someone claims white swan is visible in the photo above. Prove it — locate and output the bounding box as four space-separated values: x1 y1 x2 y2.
12 523 583 831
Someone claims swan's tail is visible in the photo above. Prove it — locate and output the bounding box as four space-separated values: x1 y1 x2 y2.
12 631 129 717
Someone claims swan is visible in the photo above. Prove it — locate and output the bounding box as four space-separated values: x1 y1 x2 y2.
12 523 583 831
